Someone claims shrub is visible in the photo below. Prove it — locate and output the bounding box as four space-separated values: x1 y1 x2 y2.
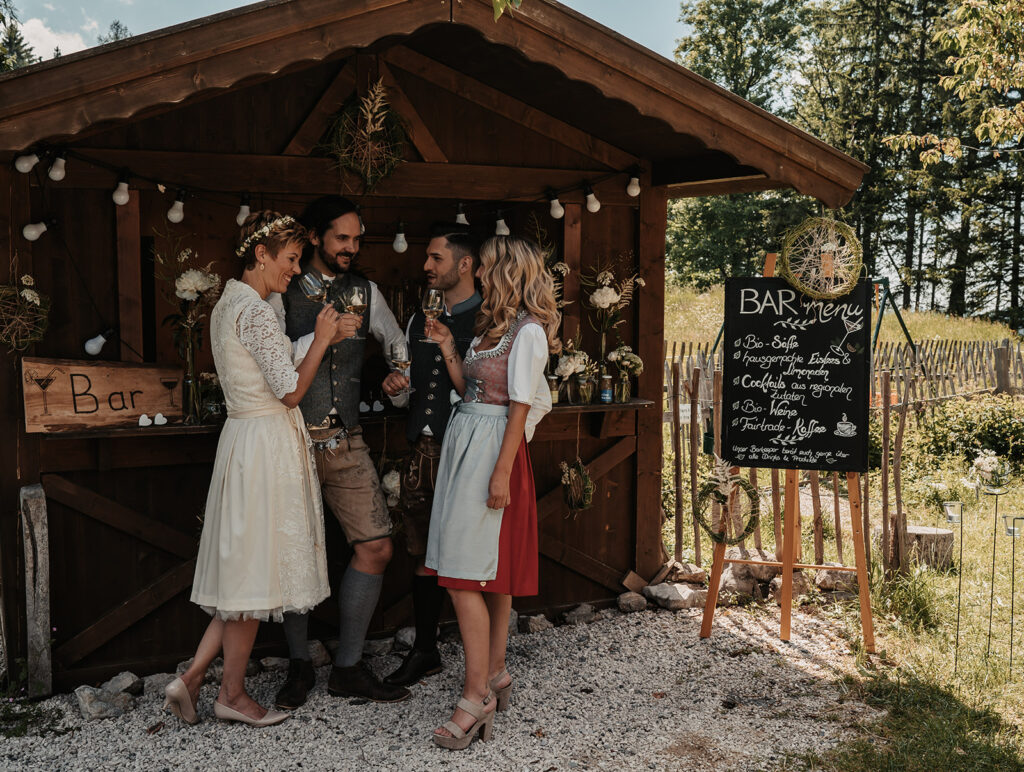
917 394 1024 467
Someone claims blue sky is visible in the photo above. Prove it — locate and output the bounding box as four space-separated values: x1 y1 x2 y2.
13 0 683 61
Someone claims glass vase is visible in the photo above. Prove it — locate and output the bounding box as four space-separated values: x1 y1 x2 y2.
614 374 631 403
183 330 202 424
576 375 595 405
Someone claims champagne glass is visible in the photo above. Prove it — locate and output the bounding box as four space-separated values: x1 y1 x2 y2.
298 272 328 304
388 340 414 395
341 286 367 341
420 288 444 343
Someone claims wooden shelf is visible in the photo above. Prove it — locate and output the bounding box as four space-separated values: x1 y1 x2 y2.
39 423 221 440
548 399 655 414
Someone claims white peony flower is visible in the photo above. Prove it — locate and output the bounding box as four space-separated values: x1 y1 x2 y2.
551 262 570 276
595 270 614 286
175 269 219 301
20 288 40 306
382 469 401 497
589 286 620 309
20 274 34 287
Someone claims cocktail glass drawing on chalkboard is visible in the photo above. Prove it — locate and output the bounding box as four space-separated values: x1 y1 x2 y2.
24 366 60 415
835 413 857 437
831 315 864 355
160 375 180 408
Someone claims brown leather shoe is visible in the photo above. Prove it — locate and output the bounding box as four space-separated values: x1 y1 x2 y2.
328 660 411 703
274 659 315 710
383 647 442 687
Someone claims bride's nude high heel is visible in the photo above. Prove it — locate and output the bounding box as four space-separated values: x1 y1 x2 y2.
488 669 513 712
163 677 200 725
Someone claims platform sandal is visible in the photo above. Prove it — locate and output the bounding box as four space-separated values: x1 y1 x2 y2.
488 668 513 712
432 692 495 750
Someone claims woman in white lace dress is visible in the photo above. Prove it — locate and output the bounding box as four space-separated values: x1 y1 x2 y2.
163 212 341 728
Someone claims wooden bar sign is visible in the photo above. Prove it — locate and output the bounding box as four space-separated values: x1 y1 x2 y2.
21 357 184 433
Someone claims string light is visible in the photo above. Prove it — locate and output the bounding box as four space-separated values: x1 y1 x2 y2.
166 190 186 223
112 174 131 206
584 183 601 213
22 220 49 241
84 328 115 356
626 173 641 198
392 221 408 253
495 210 510 236
546 189 564 220
455 202 469 225
235 193 251 227
47 153 67 182
14 153 39 174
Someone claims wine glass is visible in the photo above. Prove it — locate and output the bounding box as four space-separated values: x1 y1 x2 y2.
298 273 328 304
421 288 444 343
341 286 367 341
388 340 414 395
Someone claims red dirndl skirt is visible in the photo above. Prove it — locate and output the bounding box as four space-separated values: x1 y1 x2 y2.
428 438 539 596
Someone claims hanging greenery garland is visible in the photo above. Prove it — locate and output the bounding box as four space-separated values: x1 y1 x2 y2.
0 265 49 352
560 456 595 518
322 78 407 191
779 216 863 299
694 455 761 545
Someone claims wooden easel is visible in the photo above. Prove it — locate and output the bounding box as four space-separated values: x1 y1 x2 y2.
699 253 875 652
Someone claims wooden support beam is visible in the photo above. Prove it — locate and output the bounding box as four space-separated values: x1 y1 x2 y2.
115 189 143 362
55 559 196 667
536 436 637 523
382 45 636 170
282 64 357 156
42 474 198 559
538 533 623 592
63 150 636 204
561 203 582 343
378 60 448 163
20 485 51 697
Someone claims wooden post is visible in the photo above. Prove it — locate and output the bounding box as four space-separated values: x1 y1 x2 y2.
846 472 876 653
749 467 763 550
699 370 727 638
771 469 782 560
689 367 701 566
893 391 910 574
881 370 892 572
832 471 844 564
116 189 143 362
995 342 1011 394
779 469 800 641
20 485 51 697
561 203 582 344
810 471 824 565
671 362 684 563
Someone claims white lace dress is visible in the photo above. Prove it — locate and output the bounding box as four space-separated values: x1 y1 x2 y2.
190 279 330 622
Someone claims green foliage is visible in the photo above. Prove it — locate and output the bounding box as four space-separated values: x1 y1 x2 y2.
918 394 1024 466
871 561 941 633
96 19 130 45
492 0 523 21
0 661 64 738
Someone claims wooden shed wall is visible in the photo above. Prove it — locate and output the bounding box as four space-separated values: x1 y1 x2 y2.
1 53 664 687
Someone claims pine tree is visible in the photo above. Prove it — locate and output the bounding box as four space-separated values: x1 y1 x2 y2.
97 19 130 45
1 22 38 71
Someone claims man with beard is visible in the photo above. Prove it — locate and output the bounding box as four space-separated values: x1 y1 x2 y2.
271 196 410 708
380 223 482 686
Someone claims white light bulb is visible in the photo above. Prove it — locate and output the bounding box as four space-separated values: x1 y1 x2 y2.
584 186 601 213
167 194 185 224
393 225 408 253
455 204 469 225
84 331 109 356
626 176 641 197
48 155 66 182
112 181 131 206
495 217 510 236
15 153 39 174
549 196 564 219
236 203 251 227
22 221 47 241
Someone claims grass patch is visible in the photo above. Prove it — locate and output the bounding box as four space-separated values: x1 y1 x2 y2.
0 661 65 738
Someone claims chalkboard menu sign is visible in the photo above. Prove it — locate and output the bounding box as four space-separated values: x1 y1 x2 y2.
722 278 870 472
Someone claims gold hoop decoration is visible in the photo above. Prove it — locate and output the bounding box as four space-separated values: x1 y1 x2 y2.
780 216 863 299
694 457 761 545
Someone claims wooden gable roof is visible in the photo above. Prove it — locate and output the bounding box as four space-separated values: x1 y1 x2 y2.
0 0 866 207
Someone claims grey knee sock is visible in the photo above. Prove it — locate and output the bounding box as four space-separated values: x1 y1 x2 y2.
282 612 311 661
334 565 383 668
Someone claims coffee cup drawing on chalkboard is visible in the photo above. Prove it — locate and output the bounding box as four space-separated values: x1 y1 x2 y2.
835 413 857 437
831 315 864 355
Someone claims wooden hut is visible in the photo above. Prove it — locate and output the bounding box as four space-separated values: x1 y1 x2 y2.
0 0 866 692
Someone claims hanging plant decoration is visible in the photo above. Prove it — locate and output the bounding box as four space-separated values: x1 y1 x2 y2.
694 455 761 545
560 457 595 518
322 78 407 192
0 262 50 352
779 216 863 299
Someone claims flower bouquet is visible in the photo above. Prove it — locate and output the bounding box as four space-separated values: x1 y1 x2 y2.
973 449 1010 492
555 339 597 404
607 343 643 403
154 233 222 423
581 256 644 365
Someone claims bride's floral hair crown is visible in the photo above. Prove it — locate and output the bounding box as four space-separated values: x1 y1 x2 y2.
235 211 309 269
235 215 298 257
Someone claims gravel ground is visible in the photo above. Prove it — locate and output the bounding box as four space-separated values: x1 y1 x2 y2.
4 606 880 771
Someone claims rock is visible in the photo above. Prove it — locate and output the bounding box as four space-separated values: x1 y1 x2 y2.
260 656 290 672
74 685 134 720
101 671 142 696
520 614 554 634
815 563 857 593
563 603 597 626
363 638 393 658
393 626 417 652
718 564 756 604
309 640 332 667
670 562 707 585
508 608 519 637
725 547 780 583
769 571 811 604
617 591 648 613
143 673 176 696
642 582 707 611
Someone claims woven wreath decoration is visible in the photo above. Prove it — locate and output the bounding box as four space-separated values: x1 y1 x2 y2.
694 455 761 545
779 216 863 299
322 78 407 191
0 272 49 352
560 457 595 518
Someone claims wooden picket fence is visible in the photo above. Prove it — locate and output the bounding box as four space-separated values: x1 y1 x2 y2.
661 338 1022 574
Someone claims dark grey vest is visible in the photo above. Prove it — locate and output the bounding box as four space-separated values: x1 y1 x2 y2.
283 268 371 428
406 299 480 443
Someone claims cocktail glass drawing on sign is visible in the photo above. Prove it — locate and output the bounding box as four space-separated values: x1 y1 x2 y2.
831 315 864 355
835 413 857 437
24 366 60 415
160 375 179 407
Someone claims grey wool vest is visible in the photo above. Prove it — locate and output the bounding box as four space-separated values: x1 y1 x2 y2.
406 298 480 443
283 267 371 429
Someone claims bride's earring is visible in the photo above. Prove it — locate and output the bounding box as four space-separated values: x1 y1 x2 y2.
259 262 265 271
